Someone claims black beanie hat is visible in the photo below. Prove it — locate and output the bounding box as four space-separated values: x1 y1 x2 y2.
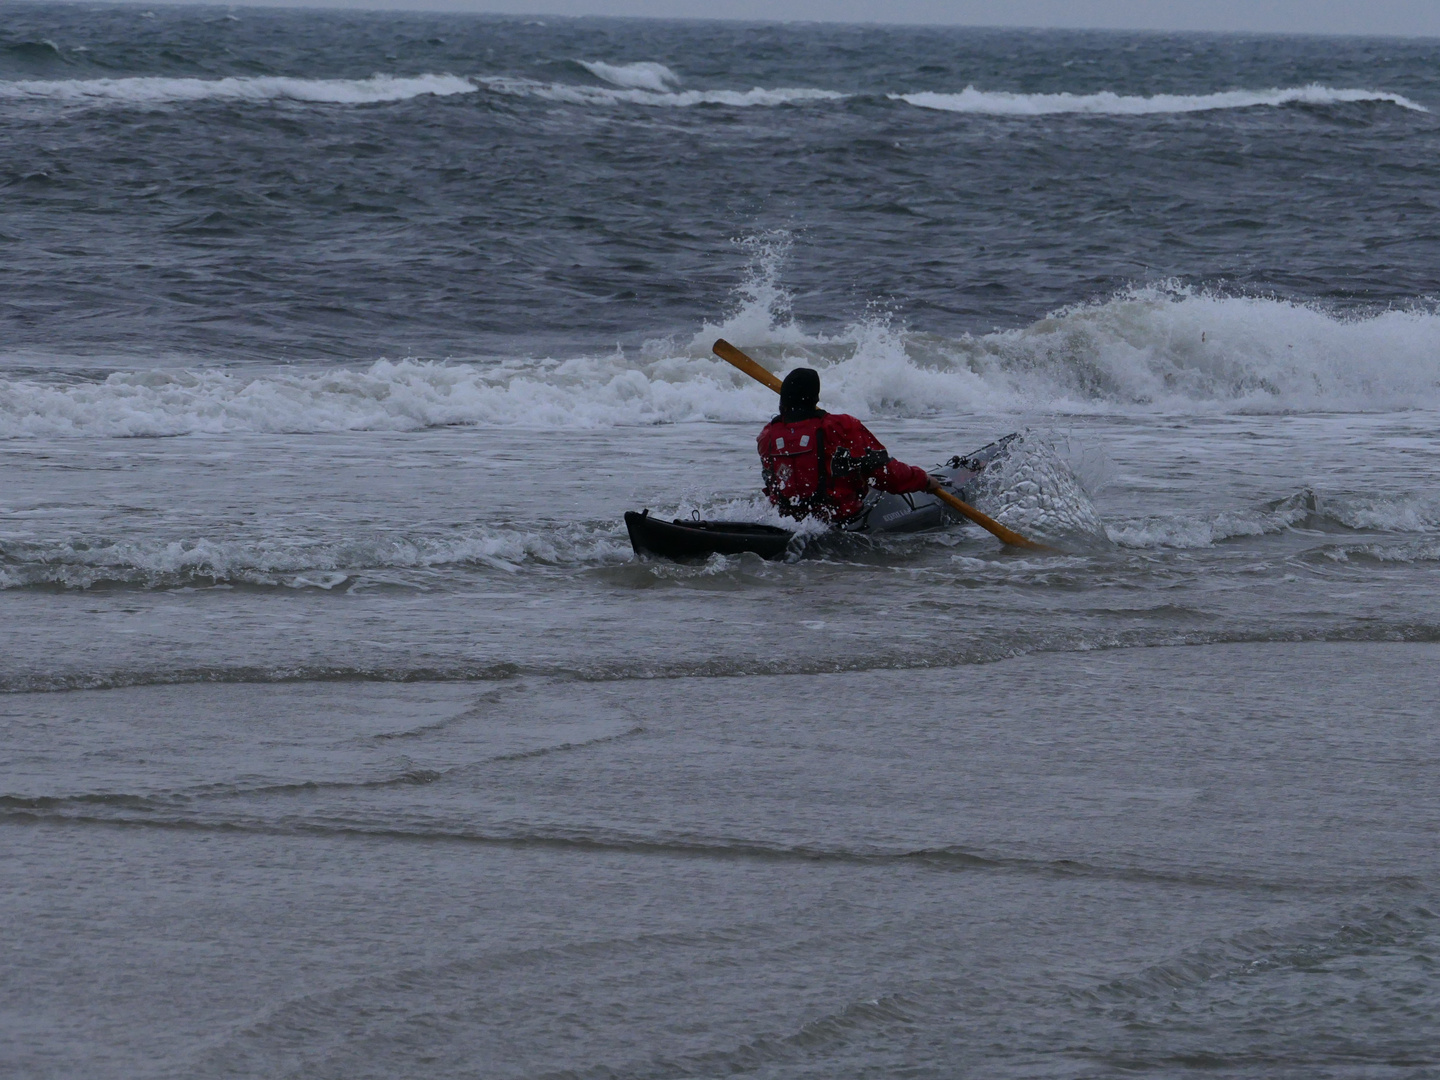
778 367 822 421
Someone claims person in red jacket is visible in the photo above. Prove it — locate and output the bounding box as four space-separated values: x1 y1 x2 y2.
757 367 939 524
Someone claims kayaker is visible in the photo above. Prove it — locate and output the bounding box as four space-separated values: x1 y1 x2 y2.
757 367 940 524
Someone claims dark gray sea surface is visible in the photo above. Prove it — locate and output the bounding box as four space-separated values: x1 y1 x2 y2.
3 4 1440 1077
4 3 1440 361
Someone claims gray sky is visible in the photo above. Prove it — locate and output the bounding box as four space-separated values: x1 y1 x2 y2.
137 0 1440 36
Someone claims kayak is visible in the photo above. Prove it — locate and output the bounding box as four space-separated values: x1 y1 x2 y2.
626 433 1017 562
623 513 795 560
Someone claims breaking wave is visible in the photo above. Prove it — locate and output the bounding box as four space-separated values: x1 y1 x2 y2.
6 282 1440 438
479 76 841 109
481 77 1421 115
3 71 1418 117
896 84 1428 116
0 354 778 437
577 60 680 92
0 73 478 106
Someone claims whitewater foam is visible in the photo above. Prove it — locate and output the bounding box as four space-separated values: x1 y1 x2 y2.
0 74 478 107
7 73 1414 120
0 524 631 590
944 286 1440 414
479 76 842 109
896 84 1428 116
1104 508 1306 550
577 60 680 92
1320 540 1440 564
0 355 781 438
475 78 1424 116
1104 488 1440 550
6 284 1440 438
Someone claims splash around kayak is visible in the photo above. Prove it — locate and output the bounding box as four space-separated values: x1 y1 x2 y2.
625 434 1018 561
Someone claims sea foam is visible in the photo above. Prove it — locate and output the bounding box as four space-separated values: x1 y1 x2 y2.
0 74 478 106
577 60 681 92
895 84 1428 116
2 73 1419 117
481 79 1423 114
480 76 842 109
5 286 1440 438
0 524 631 590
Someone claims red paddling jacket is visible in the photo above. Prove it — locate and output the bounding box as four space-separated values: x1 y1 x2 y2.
757 411 930 524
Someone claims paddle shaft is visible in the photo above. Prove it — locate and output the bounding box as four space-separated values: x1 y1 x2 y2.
711 338 1052 552
929 486 1051 551
713 338 783 393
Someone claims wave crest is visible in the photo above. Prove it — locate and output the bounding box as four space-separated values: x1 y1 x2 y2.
693 283 1440 418
0 354 778 438
6 285 1440 439
479 76 842 109
0 73 478 107
3 74 1420 117
896 83 1428 116
577 60 680 92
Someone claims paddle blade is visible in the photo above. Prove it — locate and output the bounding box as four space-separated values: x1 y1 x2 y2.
713 339 783 393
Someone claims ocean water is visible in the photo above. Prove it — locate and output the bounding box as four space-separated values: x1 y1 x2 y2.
3 5 1439 1077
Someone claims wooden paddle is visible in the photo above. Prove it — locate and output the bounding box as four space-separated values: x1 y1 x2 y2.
713 338 784 393
712 338 1053 552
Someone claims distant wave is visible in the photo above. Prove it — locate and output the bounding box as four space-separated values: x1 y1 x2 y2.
480 76 841 109
577 59 680 92
897 83 1428 116
2 39 68 63
481 76 1424 115
1 73 1419 116
0 73 478 106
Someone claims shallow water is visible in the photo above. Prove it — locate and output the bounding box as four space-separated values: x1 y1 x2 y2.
7 645 1439 1078
3 6 1440 1077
